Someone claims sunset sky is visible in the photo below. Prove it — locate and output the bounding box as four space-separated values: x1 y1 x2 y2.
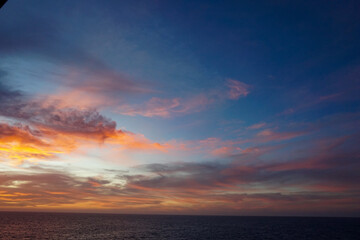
0 0 359 217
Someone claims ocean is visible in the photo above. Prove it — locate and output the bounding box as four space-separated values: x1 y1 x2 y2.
0 212 359 239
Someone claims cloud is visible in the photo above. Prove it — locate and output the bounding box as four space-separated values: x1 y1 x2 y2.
256 129 306 142
247 122 266 130
0 131 359 216
0 12 147 107
0 84 116 140
0 82 169 164
173 137 247 157
127 133 360 196
118 97 181 118
118 94 211 118
0 170 171 212
118 79 250 118
118 138 360 215
0 76 21 101
0 123 65 164
226 79 250 100
211 146 242 156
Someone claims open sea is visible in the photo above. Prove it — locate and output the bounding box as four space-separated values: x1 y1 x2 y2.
0 212 359 240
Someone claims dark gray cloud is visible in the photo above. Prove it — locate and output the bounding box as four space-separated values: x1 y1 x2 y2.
0 73 22 101
0 78 117 139
126 134 360 193
1 167 359 216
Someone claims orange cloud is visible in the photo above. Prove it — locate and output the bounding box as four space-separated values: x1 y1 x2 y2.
0 122 170 165
108 130 170 152
1 130 359 217
0 94 171 165
0 123 71 164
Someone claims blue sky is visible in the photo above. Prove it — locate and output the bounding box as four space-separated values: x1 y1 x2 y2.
0 0 359 216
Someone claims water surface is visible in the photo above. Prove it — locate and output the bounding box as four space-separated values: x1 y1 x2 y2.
0 212 359 239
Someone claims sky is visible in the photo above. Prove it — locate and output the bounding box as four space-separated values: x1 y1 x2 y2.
0 0 359 217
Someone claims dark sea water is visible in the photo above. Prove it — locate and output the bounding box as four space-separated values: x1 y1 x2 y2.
0 212 359 240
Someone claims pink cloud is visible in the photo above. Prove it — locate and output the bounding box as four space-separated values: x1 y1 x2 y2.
118 94 212 118
117 79 251 118
118 97 181 118
256 129 306 142
266 136 353 172
211 146 242 156
174 137 247 157
226 79 250 100
319 92 342 101
247 122 266 130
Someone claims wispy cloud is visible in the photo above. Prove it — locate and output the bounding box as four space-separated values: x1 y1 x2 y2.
118 79 250 118
0 13 149 107
2 132 358 216
247 122 266 130
226 79 250 100
118 95 211 118
256 128 306 142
